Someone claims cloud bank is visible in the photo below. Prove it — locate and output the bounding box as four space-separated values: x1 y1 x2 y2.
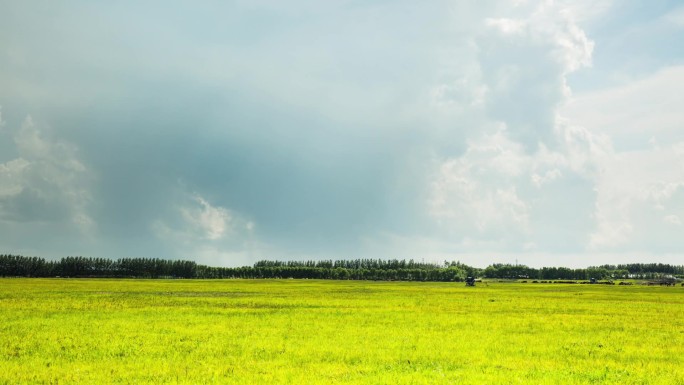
1 1 682 267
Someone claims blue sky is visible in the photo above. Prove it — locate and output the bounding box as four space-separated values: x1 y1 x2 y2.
1 1 683 267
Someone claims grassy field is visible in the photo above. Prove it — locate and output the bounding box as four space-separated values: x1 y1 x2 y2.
0 279 682 384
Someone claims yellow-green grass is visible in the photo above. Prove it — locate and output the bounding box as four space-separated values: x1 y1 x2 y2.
1 279 682 384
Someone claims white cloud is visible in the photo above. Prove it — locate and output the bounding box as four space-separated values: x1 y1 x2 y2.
153 192 255 242
427 2 684 257
428 123 601 252
0 114 93 232
531 168 561 188
664 6 684 28
664 215 681 226
152 191 262 265
427 1 603 252
560 65 684 252
181 195 232 240
556 120 613 177
589 145 684 251
485 1 595 72
475 1 595 148
0 159 30 196
557 0 613 23
431 78 684 254
485 18 526 35
562 66 684 151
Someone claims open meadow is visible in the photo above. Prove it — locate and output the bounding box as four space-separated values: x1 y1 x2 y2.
1 278 683 384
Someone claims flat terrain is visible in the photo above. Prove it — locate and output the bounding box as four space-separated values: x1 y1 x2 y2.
1 279 682 384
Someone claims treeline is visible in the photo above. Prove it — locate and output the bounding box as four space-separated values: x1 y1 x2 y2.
254 259 482 281
481 263 684 280
1 254 682 281
256 259 443 271
592 263 684 278
0 255 472 281
223 265 469 281
0 255 199 278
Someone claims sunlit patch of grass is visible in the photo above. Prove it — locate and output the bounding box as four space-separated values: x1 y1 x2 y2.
0 279 682 384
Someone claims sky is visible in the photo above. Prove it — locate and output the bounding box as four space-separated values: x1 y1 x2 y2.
1 1 683 268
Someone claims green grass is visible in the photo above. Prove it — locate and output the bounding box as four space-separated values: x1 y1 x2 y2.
1 279 683 384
